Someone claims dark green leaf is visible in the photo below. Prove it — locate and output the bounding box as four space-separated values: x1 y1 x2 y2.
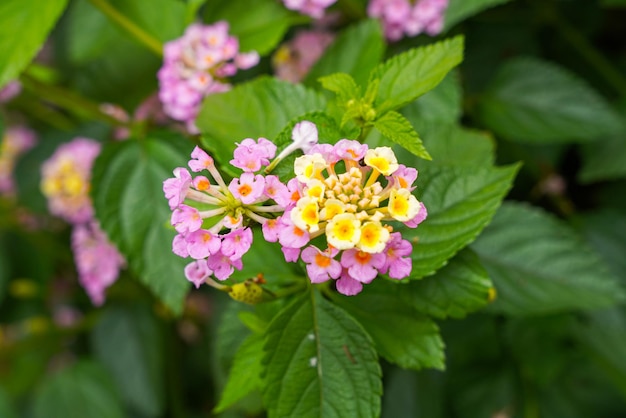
197 76 326 165
575 209 626 279
92 133 191 314
263 291 382 418
479 57 624 143
401 72 462 126
332 282 445 370
215 333 264 413
0 387 17 418
402 248 493 319
404 163 520 279
579 135 626 183
0 0 68 87
373 110 431 160
32 361 124 418
91 304 165 417
369 36 464 114
471 202 626 316
305 19 385 88
444 0 513 29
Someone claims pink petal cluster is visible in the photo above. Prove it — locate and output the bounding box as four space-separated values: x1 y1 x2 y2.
368 0 449 41
267 121 427 296
0 80 21 103
282 0 337 18
40 138 101 224
0 125 37 196
158 22 260 130
164 141 287 288
273 30 335 83
41 138 126 305
71 221 126 306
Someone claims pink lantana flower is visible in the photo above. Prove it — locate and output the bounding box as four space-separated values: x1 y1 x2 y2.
282 0 337 18
302 246 342 283
228 173 266 205
184 260 213 289
368 0 449 41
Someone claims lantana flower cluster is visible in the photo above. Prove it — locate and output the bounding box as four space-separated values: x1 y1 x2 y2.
264 122 427 296
158 22 259 130
368 0 449 41
273 30 335 83
0 126 37 196
282 0 337 19
41 138 125 305
164 141 289 288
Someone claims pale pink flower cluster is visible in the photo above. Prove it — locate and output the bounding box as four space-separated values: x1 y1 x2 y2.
265 121 427 296
273 30 335 83
158 22 259 130
368 0 449 41
72 221 126 306
0 126 37 196
282 0 337 18
164 142 288 288
0 80 21 103
41 138 125 305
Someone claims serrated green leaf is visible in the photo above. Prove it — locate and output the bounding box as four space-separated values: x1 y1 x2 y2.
203 0 293 54
318 73 360 102
471 202 626 316
444 0 513 29
92 134 191 314
369 36 464 114
32 361 125 418
374 110 431 160
91 304 165 417
479 57 624 143
404 163 520 279
579 135 626 183
263 291 382 418
401 248 493 319
197 77 326 166
0 0 68 88
215 333 264 413
332 282 445 370
401 72 462 126
305 19 385 88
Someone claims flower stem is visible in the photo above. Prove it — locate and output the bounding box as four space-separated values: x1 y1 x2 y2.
87 0 163 57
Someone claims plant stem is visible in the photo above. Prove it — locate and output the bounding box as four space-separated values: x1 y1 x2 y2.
20 73 127 127
87 0 163 56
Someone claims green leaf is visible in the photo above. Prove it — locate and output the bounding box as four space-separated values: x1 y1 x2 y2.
32 361 125 418
263 291 382 418
479 57 625 143
369 36 464 114
305 19 385 88
215 333 264 413
444 0 513 29
471 202 626 316
92 133 191 314
401 248 493 319
0 234 9 305
332 282 445 370
579 135 626 183
401 72 462 126
203 0 293 54
404 163 520 280
373 110 431 160
318 73 360 102
197 76 326 165
91 304 165 417
0 0 68 88
575 209 626 278
0 388 17 418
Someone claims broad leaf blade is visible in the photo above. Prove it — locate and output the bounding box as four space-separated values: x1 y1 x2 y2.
92 134 191 314
402 248 493 319
479 57 624 143
405 163 520 279
471 202 626 316
374 110 431 160
369 36 464 114
444 0 513 29
332 282 445 370
0 0 68 88
579 135 626 183
402 72 462 126
263 291 382 418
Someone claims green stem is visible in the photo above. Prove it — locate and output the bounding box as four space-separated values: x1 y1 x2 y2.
544 6 626 98
20 74 127 127
87 0 163 56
